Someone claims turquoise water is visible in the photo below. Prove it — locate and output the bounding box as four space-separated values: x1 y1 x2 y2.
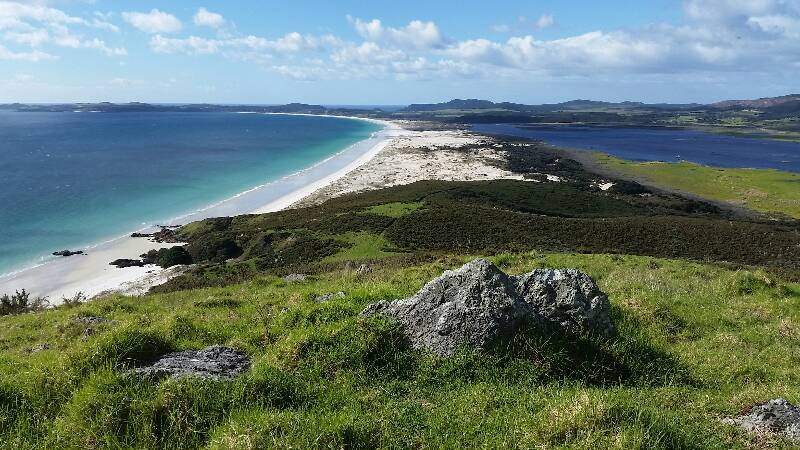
0 112 380 275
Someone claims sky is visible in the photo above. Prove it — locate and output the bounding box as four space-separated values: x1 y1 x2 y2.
0 0 798 105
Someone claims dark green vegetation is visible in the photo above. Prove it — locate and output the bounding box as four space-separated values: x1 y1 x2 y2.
142 246 194 268
0 290 48 317
1 253 799 448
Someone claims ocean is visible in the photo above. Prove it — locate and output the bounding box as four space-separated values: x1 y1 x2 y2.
473 124 800 173
0 112 381 276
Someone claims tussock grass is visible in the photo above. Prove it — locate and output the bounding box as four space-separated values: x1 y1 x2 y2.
1 252 799 448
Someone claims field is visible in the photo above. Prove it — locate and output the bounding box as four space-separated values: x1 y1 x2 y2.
593 155 800 219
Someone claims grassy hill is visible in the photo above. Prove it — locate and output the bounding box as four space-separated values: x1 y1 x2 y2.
1 252 799 448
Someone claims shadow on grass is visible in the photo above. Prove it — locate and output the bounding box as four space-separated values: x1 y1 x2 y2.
292 310 693 388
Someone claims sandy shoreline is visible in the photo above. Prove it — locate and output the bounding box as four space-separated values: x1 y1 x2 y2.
0 115 402 303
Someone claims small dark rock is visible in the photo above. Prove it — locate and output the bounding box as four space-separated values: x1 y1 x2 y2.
134 346 250 380
53 250 84 257
283 273 307 282
73 316 114 325
315 292 346 303
29 343 50 354
81 328 95 340
725 398 800 442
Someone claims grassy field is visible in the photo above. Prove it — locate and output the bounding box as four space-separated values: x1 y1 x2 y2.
594 154 800 219
1 252 799 448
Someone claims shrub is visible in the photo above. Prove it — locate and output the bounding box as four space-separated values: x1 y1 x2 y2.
0 289 49 316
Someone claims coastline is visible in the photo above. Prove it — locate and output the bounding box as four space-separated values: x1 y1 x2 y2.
0 115 402 303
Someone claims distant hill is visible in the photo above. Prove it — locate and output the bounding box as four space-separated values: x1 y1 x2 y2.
0 102 329 114
712 94 800 109
403 98 699 113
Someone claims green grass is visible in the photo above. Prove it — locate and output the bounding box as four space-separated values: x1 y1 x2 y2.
2 252 800 448
325 232 401 262
595 154 800 219
362 202 424 218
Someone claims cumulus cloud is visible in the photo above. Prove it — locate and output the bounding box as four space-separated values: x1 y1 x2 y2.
348 16 445 49
149 32 341 56
130 3 800 84
122 9 181 34
0 1 126 59
193 7 225 29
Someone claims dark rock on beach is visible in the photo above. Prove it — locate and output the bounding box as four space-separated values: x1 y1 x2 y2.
53 250 84 257
725 398 800 442
131 227 183 243
361 259 614 357
134 345 251 380
110 258 146 268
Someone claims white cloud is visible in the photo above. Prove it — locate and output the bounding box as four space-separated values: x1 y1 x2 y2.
748 14 800 36
0 42 55 61
0 1 85 29
150 35 219 54
348 16 445 49
535 14 555 29
4 29 49 46
193 7 224 29
122 9 181 34
149 32 341 56
0 2 125 57
132 5 800 85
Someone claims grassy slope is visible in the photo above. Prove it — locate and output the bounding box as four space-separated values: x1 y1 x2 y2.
594 154 800 219
1 252 799 448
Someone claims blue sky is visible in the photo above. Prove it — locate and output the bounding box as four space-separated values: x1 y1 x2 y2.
0 0 798 104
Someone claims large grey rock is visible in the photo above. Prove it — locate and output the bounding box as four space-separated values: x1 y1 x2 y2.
725 398 800 442
134 346 250 380
361 259 614 356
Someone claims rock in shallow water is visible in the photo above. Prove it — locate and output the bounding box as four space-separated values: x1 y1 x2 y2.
725 398 800 442
361 259 614 357
134 346 250 380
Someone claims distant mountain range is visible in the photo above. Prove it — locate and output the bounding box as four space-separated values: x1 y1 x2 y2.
2 94 799 118
403 96 800 113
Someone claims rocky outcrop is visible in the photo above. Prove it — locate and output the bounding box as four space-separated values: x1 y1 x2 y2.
361 259 614 356
725 399 800 442
110 258 146 268
131 227 183 243
53 250 84 257
134 346 250 380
